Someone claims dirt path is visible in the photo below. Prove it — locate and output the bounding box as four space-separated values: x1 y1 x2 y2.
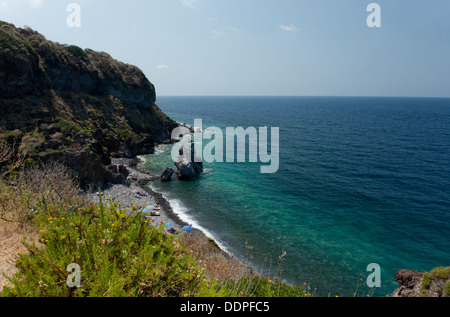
0 223 39 292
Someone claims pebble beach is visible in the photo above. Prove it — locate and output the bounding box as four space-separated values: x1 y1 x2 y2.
85 157 212 244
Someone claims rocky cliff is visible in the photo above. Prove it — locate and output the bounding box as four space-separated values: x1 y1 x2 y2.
392 268 450 297
0 21 177 187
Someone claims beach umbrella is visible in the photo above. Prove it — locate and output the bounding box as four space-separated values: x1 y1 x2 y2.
183 225 193 232
132 189 139 193
165 222 173 227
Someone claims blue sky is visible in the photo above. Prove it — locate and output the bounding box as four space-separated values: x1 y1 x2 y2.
1 0 450 97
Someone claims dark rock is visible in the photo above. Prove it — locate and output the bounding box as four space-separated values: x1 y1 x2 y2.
118 165 127 174
107 165 118 173
175 159 198 180
160 167 175 182
175 142 203 180
61 147 111 188
127 135 155 156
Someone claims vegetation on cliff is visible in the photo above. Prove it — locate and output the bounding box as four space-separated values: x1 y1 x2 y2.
0 21 177 187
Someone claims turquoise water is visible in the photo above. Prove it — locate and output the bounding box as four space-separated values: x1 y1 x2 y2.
142 96 450 296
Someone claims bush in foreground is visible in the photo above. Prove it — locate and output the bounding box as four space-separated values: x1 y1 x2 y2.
1 196 203 297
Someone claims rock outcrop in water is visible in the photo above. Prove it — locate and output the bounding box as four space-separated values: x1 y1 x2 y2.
0 21 177 187
175 142 203 180
160 167 175 182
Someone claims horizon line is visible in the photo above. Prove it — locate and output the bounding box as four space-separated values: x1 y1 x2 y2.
156 95 450 99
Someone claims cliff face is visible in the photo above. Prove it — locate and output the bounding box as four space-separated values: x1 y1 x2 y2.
0 21 177 186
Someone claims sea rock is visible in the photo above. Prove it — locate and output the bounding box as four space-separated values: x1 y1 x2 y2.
160 167 175 182
175 142 203 180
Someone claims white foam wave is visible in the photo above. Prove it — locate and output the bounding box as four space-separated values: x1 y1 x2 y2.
150 184 233 256
137 155 147 163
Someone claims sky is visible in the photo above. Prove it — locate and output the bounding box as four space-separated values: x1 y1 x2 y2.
1 0 450 97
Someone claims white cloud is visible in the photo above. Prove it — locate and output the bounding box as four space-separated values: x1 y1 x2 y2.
279 24 299 32
28 0 43 9
0 0 9 10
0 0 43 10
180 0 199 7
211 27 240 36
224 26 240 32
156 64 168 69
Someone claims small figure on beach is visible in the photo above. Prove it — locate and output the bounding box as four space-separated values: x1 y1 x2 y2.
167 228 178 235
132 189 147 197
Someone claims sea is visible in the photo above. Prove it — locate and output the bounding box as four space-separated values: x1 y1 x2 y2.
141 96 450 297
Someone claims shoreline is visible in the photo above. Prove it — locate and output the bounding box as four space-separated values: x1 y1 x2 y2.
85 155 239 264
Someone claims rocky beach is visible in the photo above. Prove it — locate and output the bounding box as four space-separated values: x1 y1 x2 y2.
85 155 227 257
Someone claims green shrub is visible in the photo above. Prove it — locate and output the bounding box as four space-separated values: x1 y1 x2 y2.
429 267 450 280
1 197 204 297
444 282 450 296
419 267 450 297
66 45 87 59
55 120 81 134
0 30 22 52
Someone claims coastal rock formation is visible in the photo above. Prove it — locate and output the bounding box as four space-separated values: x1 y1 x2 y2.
392 269 423 297
160 167 175 182
0 21 177 187
106 164 129 184
392 268 450 297
175 142 203 180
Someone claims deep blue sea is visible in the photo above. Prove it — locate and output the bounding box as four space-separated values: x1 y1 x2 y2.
142 96 450 297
